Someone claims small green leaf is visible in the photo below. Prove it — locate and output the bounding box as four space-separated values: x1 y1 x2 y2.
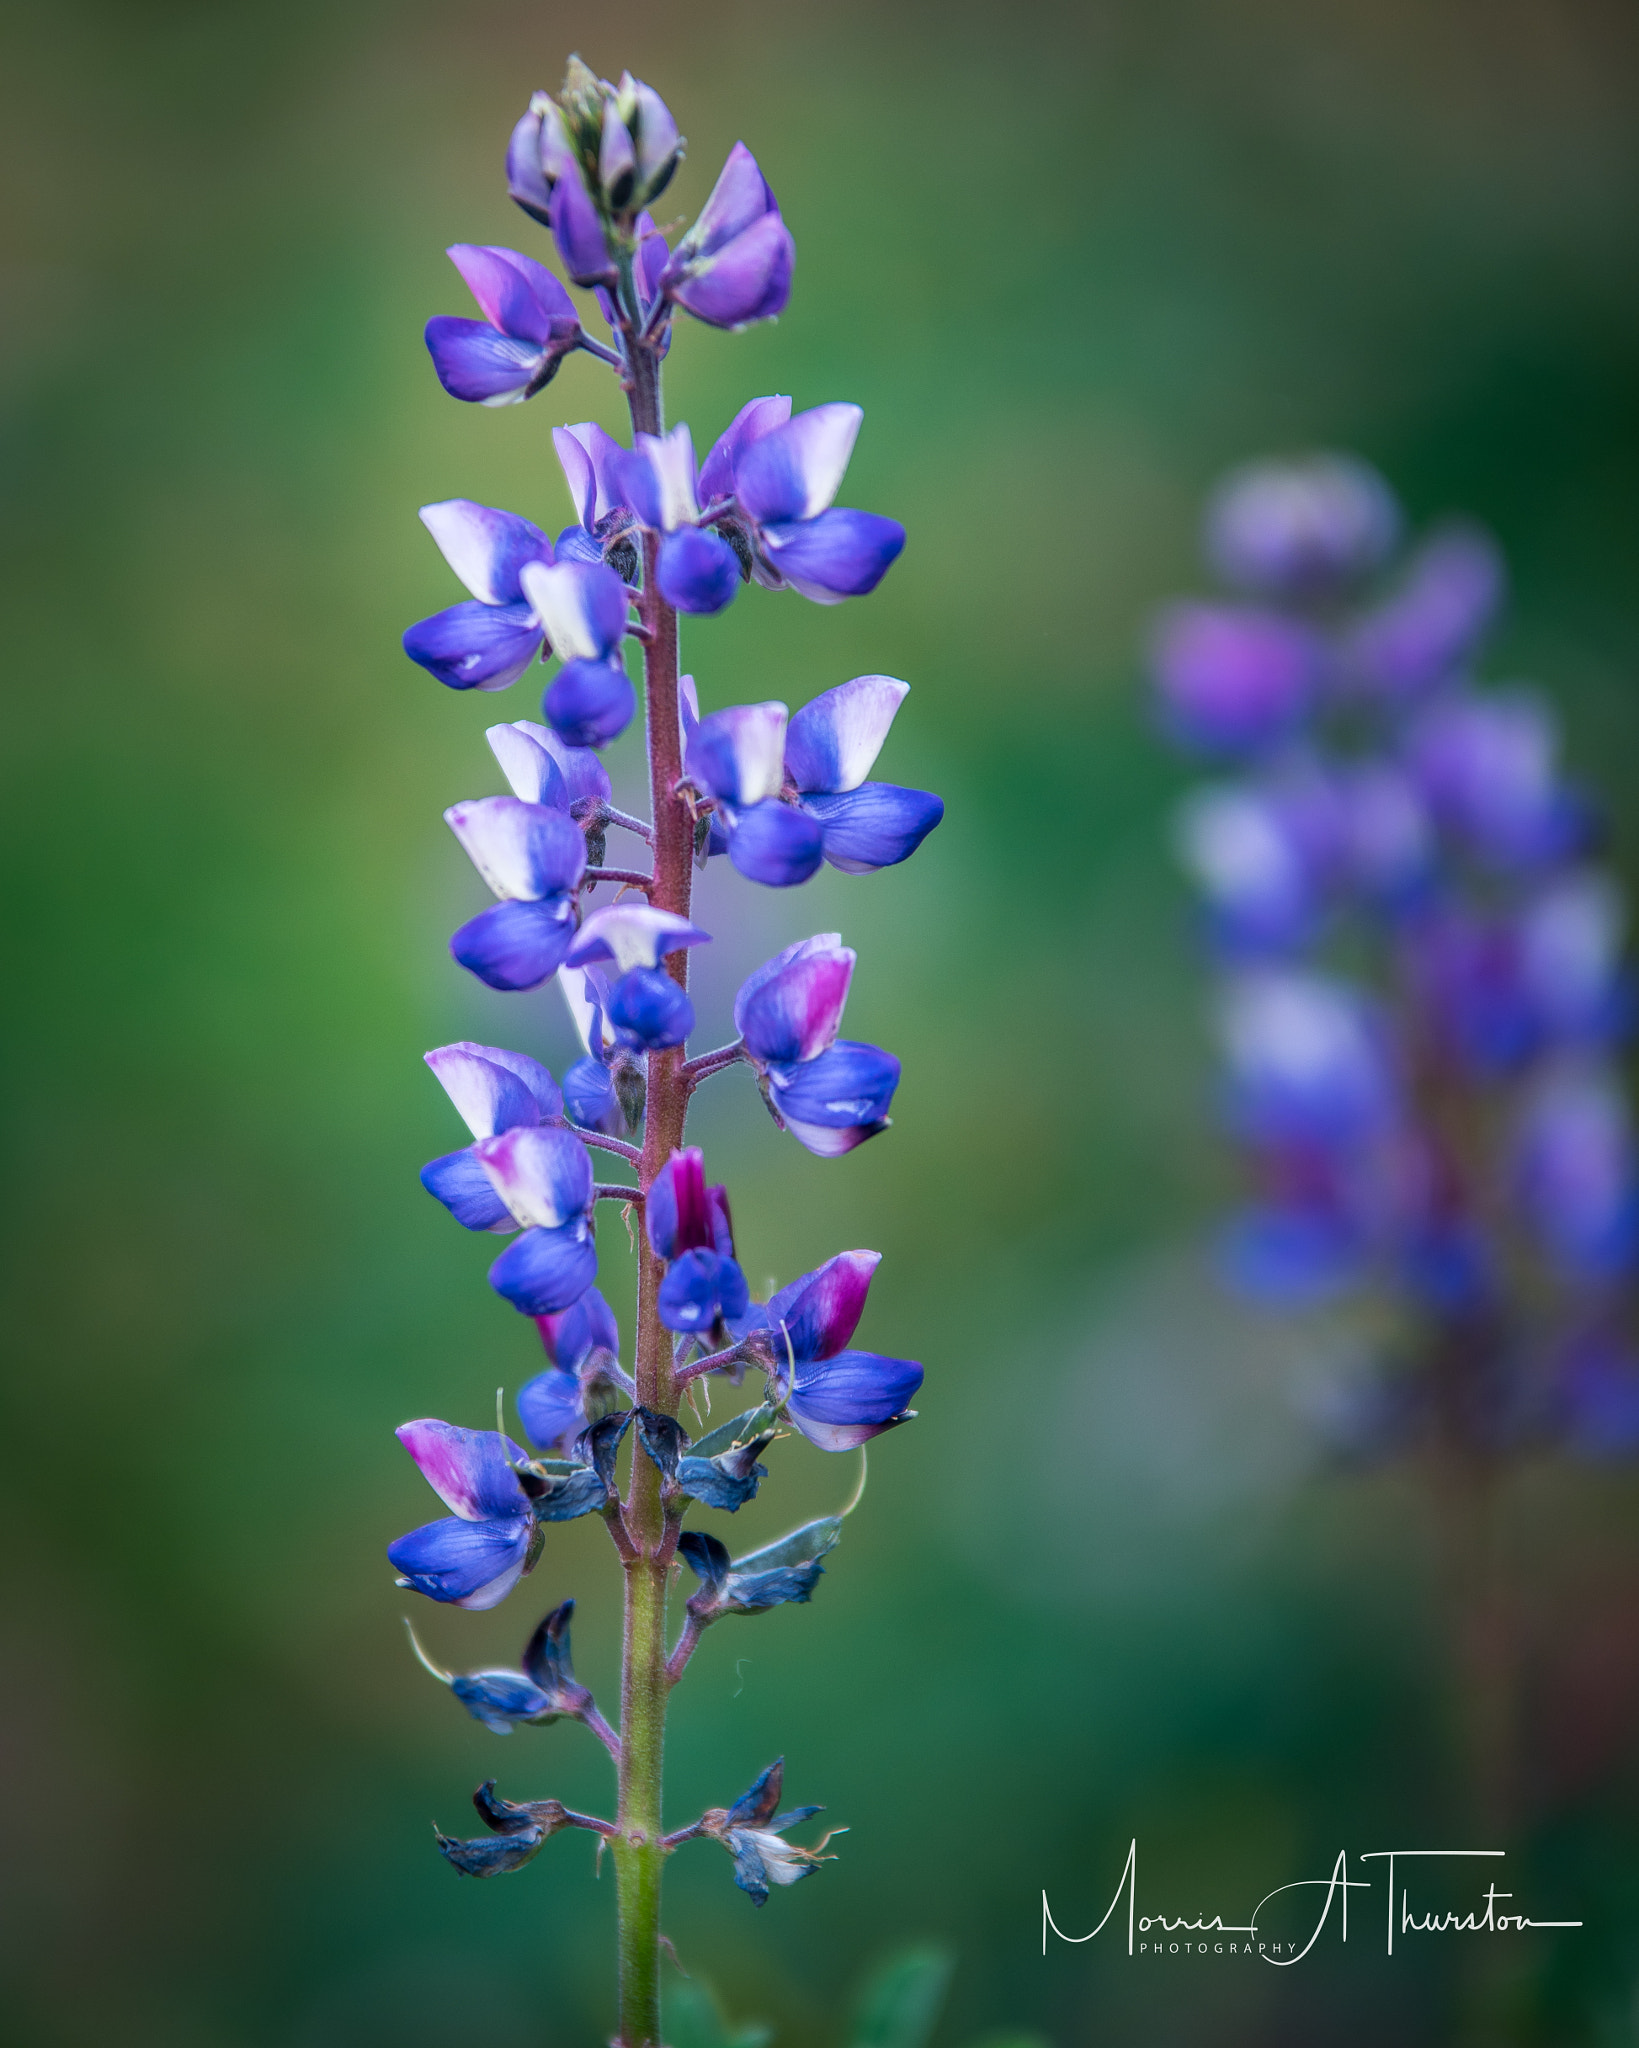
690 1404 777 1461
849 1943 954 2048
733 1514 842 1573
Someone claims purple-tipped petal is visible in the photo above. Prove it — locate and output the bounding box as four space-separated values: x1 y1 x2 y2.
607 967 694 1050
784 675 907 794
420 1148 515 1232
760 508 905 603
516 1366 587 1454
489 1220 598 1315
681 142 774 254
1347 524 1505 701
446 244 577 344
445 796 587 902
1149 602 1324 756
734 404 862 526
647 1148 712 1260
686 703 789 808
802 783 944 874
550 170 616 287
763 1250 881 1363
784 1349 922 1452
485 723 567 809
518 558 628 664
420 501 554 607
728 800 826 887
424 1042 560 1137
567 904 711 974
766 1040 900 1134
734 934 855 1064
475 1125 594 1230
424 319 551 406
542 659 636 748
699 395 792 505
397 1419 533 1521
450 899 577 991
388 1513 534 1609
658 527 741 614
403 601 542 692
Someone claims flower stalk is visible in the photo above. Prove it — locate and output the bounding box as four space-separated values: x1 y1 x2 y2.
385 54 942 2048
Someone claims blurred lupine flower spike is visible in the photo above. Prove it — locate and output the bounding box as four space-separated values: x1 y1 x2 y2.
1149 449 1639 1469
387 57 935 2048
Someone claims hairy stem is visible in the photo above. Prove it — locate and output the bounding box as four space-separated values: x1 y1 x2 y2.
612 287 691 2048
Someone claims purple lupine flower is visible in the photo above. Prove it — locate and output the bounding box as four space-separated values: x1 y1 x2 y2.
419 1040 563 1230
408 1599 598 1734
1515 1066 1639 1282
1217 968 1396 1144
734 934 900 1154
1149 602 1326 756
564 904 711 1052
696 399 904 603
1406 686 1583 872
607 424 741 613
550 162 617 287
506 91 574 225
403 500 557 692
784 677 944 874
659 142 794 330
425 245 584 405
1174 774 1341 954
516 556 636 747
1345 524 1505 702
1334 761 1436 911
646 1148 748 1333
475 1124 598 1314
517 1286 626 1454
444 794 587 990
739 1250 922 1451
388 1421 541 1609
1517 873 1629 1046
686 700 823 884
1204 452 1401 598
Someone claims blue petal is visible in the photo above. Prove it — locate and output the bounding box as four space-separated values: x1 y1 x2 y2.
563 1054 621 1133
785 1347 922 1450
488 1220 598 1315
543 658 637 748
450 1671 556 1731
658 527 742 614
728 801 826 887
387 1513 533 1608
424 318 547 405
802 783 944 873
760 509 905 603
1219 1208 1362 1305
421 1147 514 1231
766 1040 900 1128
450 899 576 991
607 966 695 1050
403 600 542 692
516 1365 587 1452
547 1285 620 1370
657 1248 750 1332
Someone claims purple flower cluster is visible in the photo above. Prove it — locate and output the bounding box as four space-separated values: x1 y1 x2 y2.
380 63 940 1994
1151 452 1639 1462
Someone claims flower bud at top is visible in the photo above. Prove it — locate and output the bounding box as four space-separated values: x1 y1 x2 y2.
1204 453 1401 599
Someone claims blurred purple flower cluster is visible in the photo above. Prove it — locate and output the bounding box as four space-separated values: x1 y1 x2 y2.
1151 453 1639 1464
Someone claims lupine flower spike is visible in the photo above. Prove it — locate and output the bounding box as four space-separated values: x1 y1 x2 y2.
388 57 938 2048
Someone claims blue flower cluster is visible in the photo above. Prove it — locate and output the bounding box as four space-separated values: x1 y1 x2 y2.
380 59 941 1963
1151 453 1639 1463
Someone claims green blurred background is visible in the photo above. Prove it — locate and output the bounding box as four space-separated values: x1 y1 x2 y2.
5 1 1639 2042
